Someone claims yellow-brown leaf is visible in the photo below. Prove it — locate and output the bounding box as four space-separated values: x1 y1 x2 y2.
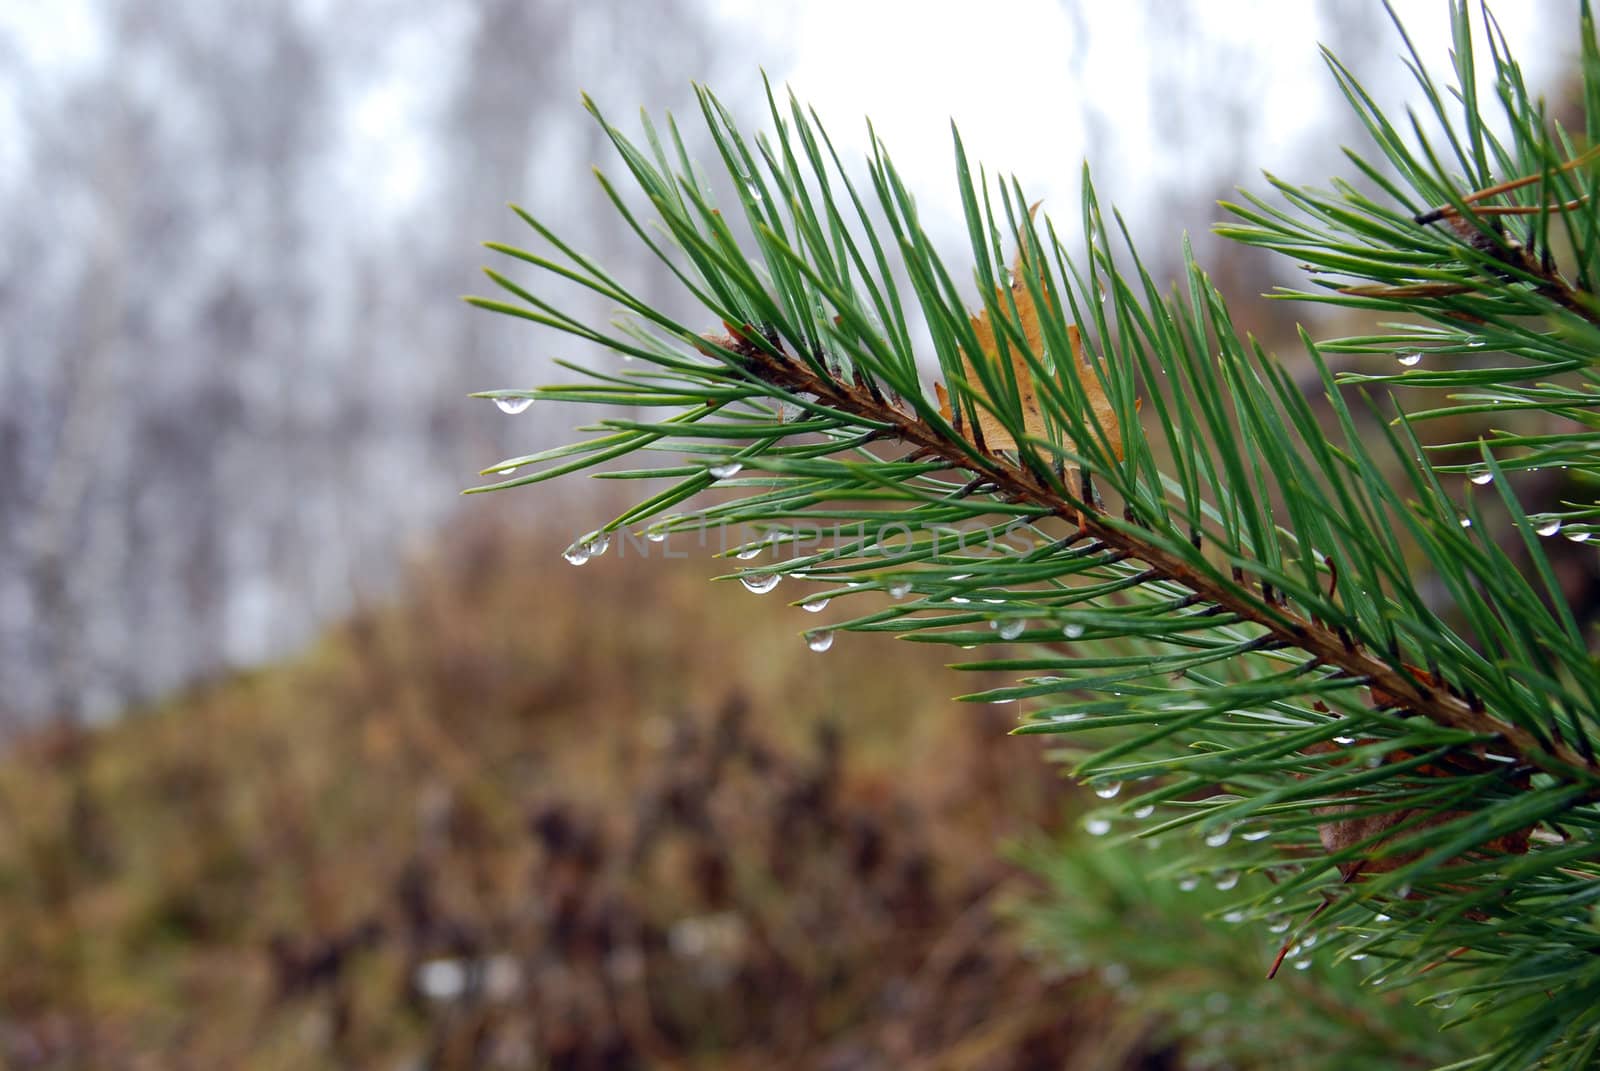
935 218 1122 460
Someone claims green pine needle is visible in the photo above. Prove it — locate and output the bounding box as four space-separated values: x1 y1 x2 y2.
466 5 1600 1066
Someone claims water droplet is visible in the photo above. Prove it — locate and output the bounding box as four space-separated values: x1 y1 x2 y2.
1205 826 1232 847
1214 871 1239 891
646 529 669 543
1334 735 1356 746
585 532 610 557
1467 337 1485 348
1350 952 1368 961
493 396 534 414
1397 352 1423 367
563 542 590 566
802 597 829 613
1569 530 1592 543
1538 519 1562 537
736 544 763 560
709 461 743 478
1433 993 1457 1009
806 629 834 652
1459 518 1472 528
950 596 970 604
741 573 781 594
1240 827 1271 842
998 619 1028 640
744 182 764 203
1267 917 1290 934
1178 876 1200 892
1375 913 1392 923
889 580 912 599
1093 781 1123 800
1132 804 1155 819
1293 958 1313 971
1470 472 1493 485
1084 816 1112 836
1062 623 1085 639
1222 910 1246 924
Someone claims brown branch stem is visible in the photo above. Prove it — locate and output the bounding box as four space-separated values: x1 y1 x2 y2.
725 331 1600 785
1409 148 1600 326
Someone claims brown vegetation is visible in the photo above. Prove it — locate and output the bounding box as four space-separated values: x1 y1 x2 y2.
0 522 1177 1069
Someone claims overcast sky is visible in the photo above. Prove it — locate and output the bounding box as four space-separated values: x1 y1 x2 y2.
2 0 1573 242
710 0 1571 250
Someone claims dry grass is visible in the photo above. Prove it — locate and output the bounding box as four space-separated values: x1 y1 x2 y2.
0 520 1175 1069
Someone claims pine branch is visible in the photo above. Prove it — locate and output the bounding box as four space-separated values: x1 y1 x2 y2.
718 322 1597 783
464 4 1600 1064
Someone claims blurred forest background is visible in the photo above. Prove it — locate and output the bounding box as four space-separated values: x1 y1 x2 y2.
0 0 1589 1067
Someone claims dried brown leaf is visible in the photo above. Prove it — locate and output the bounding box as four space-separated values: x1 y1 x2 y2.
935 211 1122 459
1302 739 1532 881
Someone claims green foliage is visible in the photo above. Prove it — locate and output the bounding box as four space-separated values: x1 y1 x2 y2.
1017 833 1494 1069
468 3 1600 1066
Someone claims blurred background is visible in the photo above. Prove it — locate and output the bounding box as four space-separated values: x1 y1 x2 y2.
0 0 1586 1067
